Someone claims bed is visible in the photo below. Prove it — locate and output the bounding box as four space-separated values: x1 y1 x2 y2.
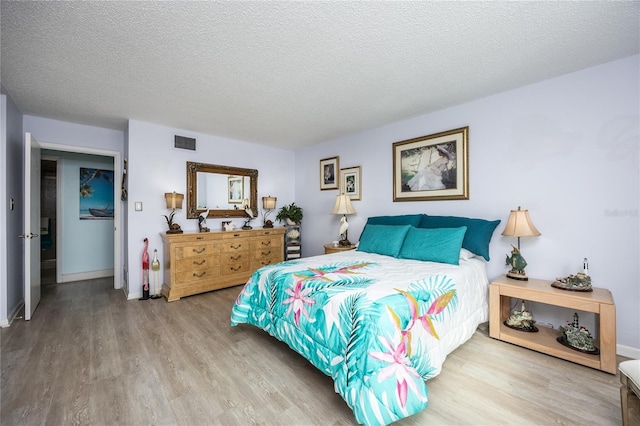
230 214 500 425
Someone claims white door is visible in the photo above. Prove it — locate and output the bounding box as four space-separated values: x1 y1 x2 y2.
22 132 41 320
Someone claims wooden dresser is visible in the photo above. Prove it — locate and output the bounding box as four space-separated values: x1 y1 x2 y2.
161 227 285 302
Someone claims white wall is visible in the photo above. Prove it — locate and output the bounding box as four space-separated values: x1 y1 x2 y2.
126 120 296 299
294 55 640 352
23 116 124 153
23 116 125 284
1 88 25 326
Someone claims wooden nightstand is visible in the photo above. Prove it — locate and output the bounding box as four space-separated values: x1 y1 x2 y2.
489 274 616 374
324 243 357 254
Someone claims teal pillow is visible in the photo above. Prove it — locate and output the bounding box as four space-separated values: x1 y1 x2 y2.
399 227 467 265
357 224 411 257
365 214 424 227
418 215 500 261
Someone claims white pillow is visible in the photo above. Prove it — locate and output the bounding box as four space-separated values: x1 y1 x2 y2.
459 248 476 260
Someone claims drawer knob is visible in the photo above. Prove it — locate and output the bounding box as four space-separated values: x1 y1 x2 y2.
261 250 271 256
231 244 242 250
230 265 242 272
231 255 242 261
262 241 271 246
193 259 206 266
193 271 206 278
193 247 206 254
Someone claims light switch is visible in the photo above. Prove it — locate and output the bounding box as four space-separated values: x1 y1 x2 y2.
134 202 143 211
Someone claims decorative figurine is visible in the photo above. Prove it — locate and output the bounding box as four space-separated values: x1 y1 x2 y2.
140 238 150 300
287 228 300 242
551 272 593 292
505 245 529 281
163 210 183 234
222 221 234 231
242 207 255 230
504 300 538 332
557 312 598 354
198 209 210 232
150 248 161 299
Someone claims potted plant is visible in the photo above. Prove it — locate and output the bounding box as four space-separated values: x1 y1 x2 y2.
275 202 303 225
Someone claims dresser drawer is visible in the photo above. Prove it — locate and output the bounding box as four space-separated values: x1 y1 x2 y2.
221 260 250 275
175 243 219 259
175 266 221 284
251 246 281 261
222 231 246 240
175 256 220 273
251 229 282 237
221 251 250 263
250 237 283 251
221 240 249 253
251 258 281 270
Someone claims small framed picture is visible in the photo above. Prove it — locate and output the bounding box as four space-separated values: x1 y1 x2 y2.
340 166 361 200
228 176 243 204
319 156 339 190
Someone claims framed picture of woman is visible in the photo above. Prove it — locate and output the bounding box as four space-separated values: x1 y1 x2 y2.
319 156 339 190
228 176 243 204
392 127 469 201
340 166 361 200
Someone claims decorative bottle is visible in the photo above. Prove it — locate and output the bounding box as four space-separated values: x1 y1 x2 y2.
583 258 589 276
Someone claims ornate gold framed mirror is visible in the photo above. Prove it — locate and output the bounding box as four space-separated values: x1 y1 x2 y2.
186 162 258 219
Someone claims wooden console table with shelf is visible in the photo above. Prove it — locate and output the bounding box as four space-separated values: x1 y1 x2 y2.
489 274 616 374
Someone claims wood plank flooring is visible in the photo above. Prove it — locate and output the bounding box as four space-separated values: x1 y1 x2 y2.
1 278 627 425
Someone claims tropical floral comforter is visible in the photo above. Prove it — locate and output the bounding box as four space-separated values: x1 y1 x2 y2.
230 250 489 425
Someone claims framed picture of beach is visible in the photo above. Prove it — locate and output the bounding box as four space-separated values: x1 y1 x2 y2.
392 127 469 202
79 167 115 219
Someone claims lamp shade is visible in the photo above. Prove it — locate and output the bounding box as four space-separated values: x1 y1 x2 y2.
262 196 277 210
331 194 356 215
501 207 540 237
164 192 184 210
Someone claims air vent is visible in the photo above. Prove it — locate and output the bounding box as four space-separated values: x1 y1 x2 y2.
174 135 196 151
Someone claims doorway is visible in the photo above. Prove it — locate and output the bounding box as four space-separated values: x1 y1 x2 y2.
40 159 57 285
35 143 121 291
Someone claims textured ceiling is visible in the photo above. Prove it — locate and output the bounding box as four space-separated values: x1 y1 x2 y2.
1 1 638 150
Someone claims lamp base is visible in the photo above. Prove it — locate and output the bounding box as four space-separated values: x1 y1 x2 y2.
507 271 528 281
167 224 183 234
263 220 274 228
339 239 352 247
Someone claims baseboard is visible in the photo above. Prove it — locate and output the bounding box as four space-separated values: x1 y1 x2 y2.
1 301 25 328
618 344 640 360
126 290 143 300
61 268 114 283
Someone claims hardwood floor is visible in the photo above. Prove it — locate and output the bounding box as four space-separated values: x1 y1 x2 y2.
1 278 627 425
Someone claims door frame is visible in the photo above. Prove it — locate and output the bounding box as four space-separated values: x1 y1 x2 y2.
38 142 122 290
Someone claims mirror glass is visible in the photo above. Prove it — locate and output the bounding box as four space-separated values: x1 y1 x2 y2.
186 162 258 219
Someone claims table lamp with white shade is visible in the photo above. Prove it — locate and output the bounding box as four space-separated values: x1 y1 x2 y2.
163 191 184 234
331 194 356 246
501 206 541 281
